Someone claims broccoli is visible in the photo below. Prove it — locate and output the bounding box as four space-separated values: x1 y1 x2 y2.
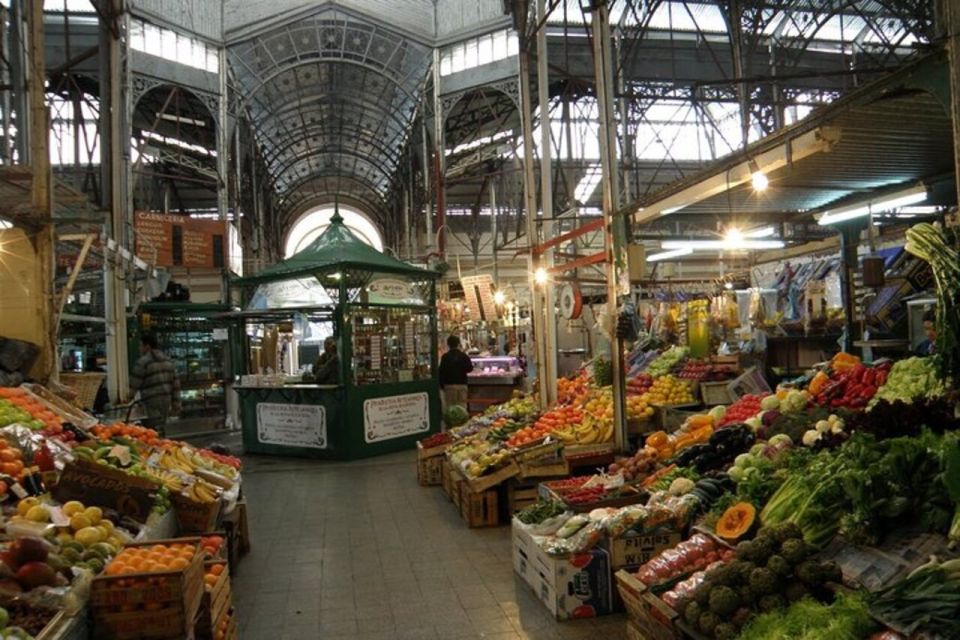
698 611 720 636
748 567 780 596
731 607 753 629
695 582 713 607
757 593 787 613
773 521 804 542
779 538 809 565
783 581 809 602
796 560 826 587
766 554 791 578
684 600 702 627
714 622 738 640
708 585 741 617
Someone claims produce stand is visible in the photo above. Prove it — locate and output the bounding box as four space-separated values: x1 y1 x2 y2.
231 211 441 460
0 381 247 639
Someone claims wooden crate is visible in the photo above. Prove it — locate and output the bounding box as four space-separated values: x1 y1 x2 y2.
614 569 682 640
699 381 733 406
465 459 520 492
459 482 500 527
449 466 465 509
440 458 453 500
171 491 222 534
506 480 540 516
195 561 231 640
417 453 444 486
92 538 205 640
220 501 250 573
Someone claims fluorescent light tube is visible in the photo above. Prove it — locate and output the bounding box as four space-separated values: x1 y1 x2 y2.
646 248 693 262
745 226 775 238
661 239 785 251
818 185 927 226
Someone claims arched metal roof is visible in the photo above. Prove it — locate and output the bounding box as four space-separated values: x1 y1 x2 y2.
227 6 432 228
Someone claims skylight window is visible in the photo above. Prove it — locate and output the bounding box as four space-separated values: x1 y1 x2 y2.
440 29 518 77
129 18 219 74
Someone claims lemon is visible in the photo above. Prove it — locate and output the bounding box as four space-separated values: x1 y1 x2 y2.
62 501 85 517
26 505 50 523
70 514 92 531
75 526 103 546
99 519 115 534
17 497 39 516
83 506 103 525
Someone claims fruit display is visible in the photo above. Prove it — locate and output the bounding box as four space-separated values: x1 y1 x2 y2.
719 394 768 427
635 533 733 586
608 448 658 481
0 388 62 432
90 423 165 447
674 523 842 639
0 600 59 638
485 416 535 444
0 441 25 482
626 372 653 396
645 346 690 379
213 609 234 640
419 431 452 449
642 375 695 405
673 425 756 473
204 562 226 590
558 372 590 405
104 541 198 576
626 395 654 421
715 503 757 541
643 414 715 462
200 535 225 559
447 437 511 478
678 359 736 382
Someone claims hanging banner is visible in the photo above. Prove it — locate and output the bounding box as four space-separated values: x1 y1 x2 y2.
134 211 226 268
256 402 327 449
363 392 429 443
366 278 424 305
461 274 499 321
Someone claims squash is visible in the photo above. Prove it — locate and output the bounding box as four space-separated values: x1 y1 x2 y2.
715 502 757 540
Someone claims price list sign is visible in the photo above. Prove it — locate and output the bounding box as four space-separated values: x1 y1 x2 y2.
134 211 226 268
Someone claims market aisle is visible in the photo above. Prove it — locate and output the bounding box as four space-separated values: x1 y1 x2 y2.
232 451 626 640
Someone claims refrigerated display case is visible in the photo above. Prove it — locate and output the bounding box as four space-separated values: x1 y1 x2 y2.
467 355 523 413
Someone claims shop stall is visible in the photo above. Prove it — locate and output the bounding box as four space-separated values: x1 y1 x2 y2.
231 211 441 459
467 354 524 413
132 302 234 431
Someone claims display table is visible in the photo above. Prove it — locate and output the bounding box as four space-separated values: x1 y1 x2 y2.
238 381 440 459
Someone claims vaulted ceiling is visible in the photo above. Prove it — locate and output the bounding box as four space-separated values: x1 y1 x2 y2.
227 6 433 233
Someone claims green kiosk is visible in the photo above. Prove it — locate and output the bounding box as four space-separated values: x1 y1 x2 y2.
232 211 441 459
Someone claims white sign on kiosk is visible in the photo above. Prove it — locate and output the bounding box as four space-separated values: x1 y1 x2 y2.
256 402 328 449
363 392 429 443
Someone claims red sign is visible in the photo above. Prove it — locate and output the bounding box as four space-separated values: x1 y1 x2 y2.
134 211 226 268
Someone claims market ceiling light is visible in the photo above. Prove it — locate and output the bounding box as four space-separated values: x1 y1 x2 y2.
749 160 768 192
745 226 776 238
646 248 693 262
0 218 11 230
661 204 687 215
661 239 785 251
327 272 341 280
817 184 927 226
493 290 505 305
534 267 549 285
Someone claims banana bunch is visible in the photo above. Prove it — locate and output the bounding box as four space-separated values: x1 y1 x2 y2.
186 449 239 480
185 479 219 504
158 448 197 474
556 415 615 445
552 424 578 444
144 468 186 492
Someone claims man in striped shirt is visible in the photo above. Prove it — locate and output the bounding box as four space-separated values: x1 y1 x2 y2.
130 333 181 435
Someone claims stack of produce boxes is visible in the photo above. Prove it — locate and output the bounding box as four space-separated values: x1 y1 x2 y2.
91 538 205 639
196 533 234 640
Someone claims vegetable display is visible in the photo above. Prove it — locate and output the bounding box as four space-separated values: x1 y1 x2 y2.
868 556 960 637
867 356 945 408
636 533 733 586
736 591 877 640
906 222 960 378
645 346 690 379
719 395 766 427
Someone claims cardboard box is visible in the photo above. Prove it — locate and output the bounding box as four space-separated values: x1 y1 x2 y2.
604 530 684 572
512 517 614 620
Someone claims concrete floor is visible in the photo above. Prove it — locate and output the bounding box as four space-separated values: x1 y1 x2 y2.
230 450 627 639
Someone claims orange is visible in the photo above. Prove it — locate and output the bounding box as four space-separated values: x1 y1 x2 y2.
0 450 17 462
169 557 189 570
204 574 218 588
150 545 168 553
105 562 128 576
209 564 225 577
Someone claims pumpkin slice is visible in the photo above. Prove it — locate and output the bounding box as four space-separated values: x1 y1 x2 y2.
716 502 757 540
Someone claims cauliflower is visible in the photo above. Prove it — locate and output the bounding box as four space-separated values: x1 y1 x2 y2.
667 477 696 496
802 429 821 447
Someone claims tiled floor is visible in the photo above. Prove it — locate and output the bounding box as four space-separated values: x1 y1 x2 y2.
232 450 626 639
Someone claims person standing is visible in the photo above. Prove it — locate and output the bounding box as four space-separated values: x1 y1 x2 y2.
312 336 341 384
129 333 181 435
915 309 937 356
438 335 473 415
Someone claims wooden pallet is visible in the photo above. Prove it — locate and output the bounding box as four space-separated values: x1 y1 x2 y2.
459 482 500 528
